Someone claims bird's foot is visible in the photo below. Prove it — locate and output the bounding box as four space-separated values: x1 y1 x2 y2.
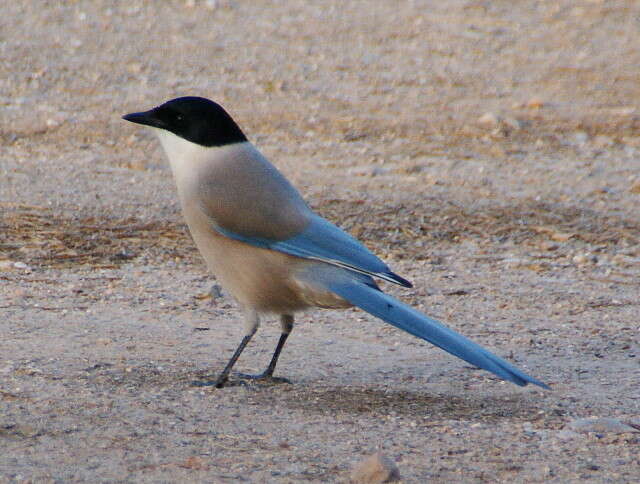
191 372 291 389
191 376 229 388
235 372 292 385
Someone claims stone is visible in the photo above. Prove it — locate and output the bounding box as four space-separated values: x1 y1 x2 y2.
567 417 639 434
478 112 500 127
350 453 400 483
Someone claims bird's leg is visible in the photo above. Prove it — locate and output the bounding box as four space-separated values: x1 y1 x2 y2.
193 310 260 388
263 314 294 377
236 314 294 384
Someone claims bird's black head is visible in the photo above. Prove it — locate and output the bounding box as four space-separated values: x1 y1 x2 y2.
122 96 247 147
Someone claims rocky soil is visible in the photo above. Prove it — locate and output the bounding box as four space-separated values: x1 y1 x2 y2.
1 1 639 482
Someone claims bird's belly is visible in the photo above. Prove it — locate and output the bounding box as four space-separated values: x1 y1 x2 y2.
189 227 349 313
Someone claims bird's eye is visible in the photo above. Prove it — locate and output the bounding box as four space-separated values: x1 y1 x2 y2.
175 114 184 122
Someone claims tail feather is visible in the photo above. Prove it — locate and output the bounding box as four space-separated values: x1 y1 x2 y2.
322 276 549 389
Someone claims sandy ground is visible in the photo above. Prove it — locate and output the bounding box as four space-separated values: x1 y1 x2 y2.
1 1 639 482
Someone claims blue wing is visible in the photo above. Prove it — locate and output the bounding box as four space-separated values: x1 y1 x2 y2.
214 213 412 287
307 268 548 388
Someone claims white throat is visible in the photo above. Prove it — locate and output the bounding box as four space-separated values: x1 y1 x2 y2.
152 128 250 185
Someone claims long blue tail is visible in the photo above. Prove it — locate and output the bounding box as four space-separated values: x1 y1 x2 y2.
320 274 549 389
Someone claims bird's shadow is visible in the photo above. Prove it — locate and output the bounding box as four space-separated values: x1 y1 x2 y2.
78 363 547 421
274 384 546 422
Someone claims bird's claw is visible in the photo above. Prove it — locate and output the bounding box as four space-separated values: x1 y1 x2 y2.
235 372 292 385
191 373 291 389
191 377 229 388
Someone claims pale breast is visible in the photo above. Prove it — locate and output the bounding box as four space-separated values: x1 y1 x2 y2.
184 209 313 312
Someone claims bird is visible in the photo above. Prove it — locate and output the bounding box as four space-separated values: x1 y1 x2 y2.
123 96 549 390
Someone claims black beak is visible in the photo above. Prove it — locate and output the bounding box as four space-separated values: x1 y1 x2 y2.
122 109 166 129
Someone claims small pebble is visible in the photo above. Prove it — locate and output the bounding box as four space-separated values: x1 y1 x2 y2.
350 453 400 483
527 97 544 108
478 112 500 127
567 417 638 434
503 117 522 131
572 253 597 265
570 131 589 146
539 241 559 251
